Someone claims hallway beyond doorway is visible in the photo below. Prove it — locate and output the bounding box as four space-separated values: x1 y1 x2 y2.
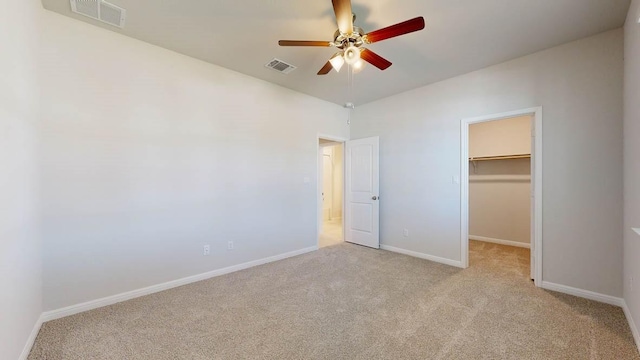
320 218 342 248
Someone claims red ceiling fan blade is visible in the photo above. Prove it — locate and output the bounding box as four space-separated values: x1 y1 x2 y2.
317 61 334 75
278 40 332 47
364 17 425 44
332 0 354 35
360 49 392 70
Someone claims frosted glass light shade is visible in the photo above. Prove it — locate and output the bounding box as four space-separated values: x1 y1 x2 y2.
352 59 366 73
329 53 345 72
344 45 361 65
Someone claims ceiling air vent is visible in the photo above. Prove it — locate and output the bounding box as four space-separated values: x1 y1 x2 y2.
70 0 126 28
265 59 297 74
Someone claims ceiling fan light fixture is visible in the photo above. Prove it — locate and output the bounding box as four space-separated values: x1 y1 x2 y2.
344 45 361 65
352 58 366 73
329 53 345 72
277 1 426 76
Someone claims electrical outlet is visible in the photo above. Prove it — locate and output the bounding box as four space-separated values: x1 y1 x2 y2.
403 229 409 237
203 245 210 256
227 241 234 250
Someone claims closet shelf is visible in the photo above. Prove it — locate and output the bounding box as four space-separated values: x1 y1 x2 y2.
469 154 531 162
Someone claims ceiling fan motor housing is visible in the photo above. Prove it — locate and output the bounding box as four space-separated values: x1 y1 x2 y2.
333 27 366 50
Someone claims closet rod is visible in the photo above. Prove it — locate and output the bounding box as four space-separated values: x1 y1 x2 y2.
469 154 531 162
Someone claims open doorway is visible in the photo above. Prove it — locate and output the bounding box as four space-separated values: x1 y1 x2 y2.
461 108 543 286
318 138 345 248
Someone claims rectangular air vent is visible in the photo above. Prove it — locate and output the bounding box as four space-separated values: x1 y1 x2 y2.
265 59 297 74
70 0 126 28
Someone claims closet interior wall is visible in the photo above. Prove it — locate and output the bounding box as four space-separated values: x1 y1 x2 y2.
469 116 532 247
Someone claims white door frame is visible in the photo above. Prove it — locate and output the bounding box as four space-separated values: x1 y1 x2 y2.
460 107 543 286
322 152 333 220
317 134 347 248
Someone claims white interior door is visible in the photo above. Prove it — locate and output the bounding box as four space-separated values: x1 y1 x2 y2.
322 154 333 220
345 136 380 249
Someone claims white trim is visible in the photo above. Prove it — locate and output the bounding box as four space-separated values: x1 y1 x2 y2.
381 245 464 268
633 228 640 236
461 107 543 287
317 133 347 249
462 107 542 124
42 246 318 322
533 108 543 286
460 118 469 268
19 314 44 360
540 281 623 307
318 134 348 142
623 300 640 354
469 235 531 249
469 175 531 182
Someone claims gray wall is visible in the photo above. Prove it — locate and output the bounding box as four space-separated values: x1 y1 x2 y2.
38 11 348 311
351 29 624 297
0 0 42 359
624 0 640 344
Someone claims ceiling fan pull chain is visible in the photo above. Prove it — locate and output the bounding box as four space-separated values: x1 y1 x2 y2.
349 63 353 102
348 63 351 125
348 63 354 125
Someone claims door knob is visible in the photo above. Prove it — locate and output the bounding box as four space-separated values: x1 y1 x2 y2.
372 196 378 200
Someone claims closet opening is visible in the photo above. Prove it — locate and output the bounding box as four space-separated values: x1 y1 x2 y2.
318 137 345 248
461 108 543 286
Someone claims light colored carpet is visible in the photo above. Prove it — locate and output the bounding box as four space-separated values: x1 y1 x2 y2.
29 240 639 359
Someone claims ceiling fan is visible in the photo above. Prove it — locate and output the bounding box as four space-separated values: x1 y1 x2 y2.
278 0 425 75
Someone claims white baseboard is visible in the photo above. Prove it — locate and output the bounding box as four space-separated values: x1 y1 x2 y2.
41 246 318 322
623 300 640 355
540 281 624 307
469 235 530 249
381 245 464 268
19 314 44 360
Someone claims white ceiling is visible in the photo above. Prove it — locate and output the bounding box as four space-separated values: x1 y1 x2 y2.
41 0 630 106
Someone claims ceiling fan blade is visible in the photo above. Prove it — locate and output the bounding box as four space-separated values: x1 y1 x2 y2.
332 0 354 35
364 17 425 44
278 40 332 47
317 61 334 75
360 49 392 70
